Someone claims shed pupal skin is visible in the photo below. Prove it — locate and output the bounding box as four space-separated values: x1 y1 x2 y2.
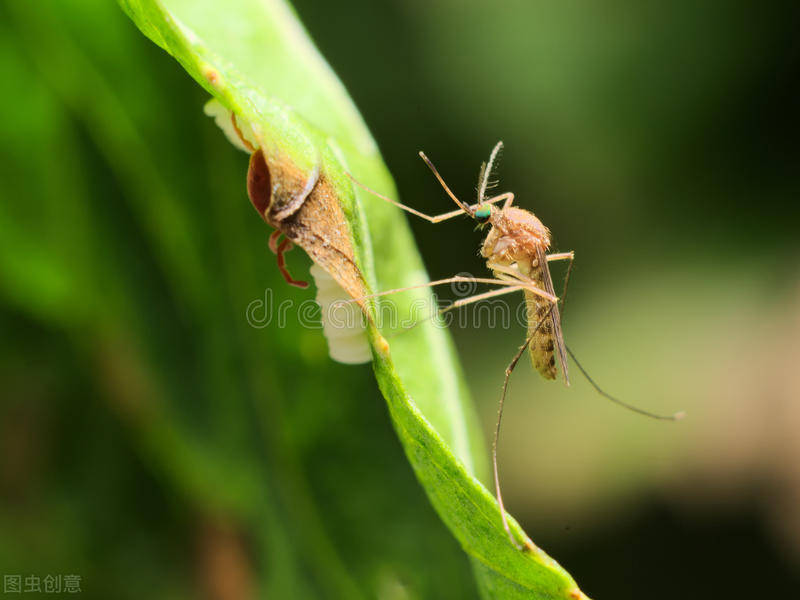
203 98 371 365
203 99 258 153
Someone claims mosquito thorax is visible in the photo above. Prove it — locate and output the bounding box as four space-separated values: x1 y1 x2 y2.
480 206 551 264
500 207 550 243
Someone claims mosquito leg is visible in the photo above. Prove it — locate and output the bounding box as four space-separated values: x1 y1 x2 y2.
553 254 685 420
543 250 576 313
387 285 526 336
417 151 473 214
442 286 523 314
341 275 557 307
482 266 560 306
487 255 574 307
566 346 685 421
545 250 575 312
420 144 513 215
495 335 532 550
351 143 513 221
486 261 564 309
486 259 571 295
275 237 309 289
486 262 529 283
483 192 514 210
482 191 515 210
558 252 575 315
546 251 574 263
494 304 555 550
388 285 527 337
348 175 508 224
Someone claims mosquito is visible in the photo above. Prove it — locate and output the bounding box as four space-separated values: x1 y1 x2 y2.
348 141 685 549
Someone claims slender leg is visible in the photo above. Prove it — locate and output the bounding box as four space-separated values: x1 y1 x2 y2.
546 251 574 263
348 173 510 224
494 304 555 550
387 284 526 336
478 190 515 210
565 347 685 421
385 256 563 336
352 143 514 221
417 151 473 215
487 255 573 286
481 193 514 210
440 285 523 314
342 275 558 306
485 254 573 287
546 250 575 314
275 237 309 289
542 250 575 313
557 252 575 315
551 251 685 420
486 262 531 283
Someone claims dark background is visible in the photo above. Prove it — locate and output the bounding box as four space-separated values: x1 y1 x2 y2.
1 0 799 598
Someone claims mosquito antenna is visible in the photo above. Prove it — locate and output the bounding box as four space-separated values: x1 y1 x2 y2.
479 141 504 202
566 346 686 421
418 151 474 216
476 161 487 201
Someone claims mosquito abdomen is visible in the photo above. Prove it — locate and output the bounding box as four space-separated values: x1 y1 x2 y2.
525 284 558 380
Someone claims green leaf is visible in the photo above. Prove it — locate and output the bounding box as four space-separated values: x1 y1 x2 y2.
118 0 588 597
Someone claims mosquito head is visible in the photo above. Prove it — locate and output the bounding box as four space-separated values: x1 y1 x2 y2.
473 203 494 228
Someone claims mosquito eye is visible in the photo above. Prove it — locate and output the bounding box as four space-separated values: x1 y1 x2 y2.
474 206 491 222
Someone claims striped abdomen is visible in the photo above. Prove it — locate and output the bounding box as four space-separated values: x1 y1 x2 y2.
525 274 558 380
520 246 567 383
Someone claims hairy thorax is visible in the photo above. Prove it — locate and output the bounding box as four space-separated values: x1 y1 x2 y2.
480 207 551 268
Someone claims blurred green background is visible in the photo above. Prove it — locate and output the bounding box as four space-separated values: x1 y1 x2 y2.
1 1 799 599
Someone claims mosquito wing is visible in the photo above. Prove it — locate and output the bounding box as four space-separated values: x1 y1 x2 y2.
526 246 569 385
